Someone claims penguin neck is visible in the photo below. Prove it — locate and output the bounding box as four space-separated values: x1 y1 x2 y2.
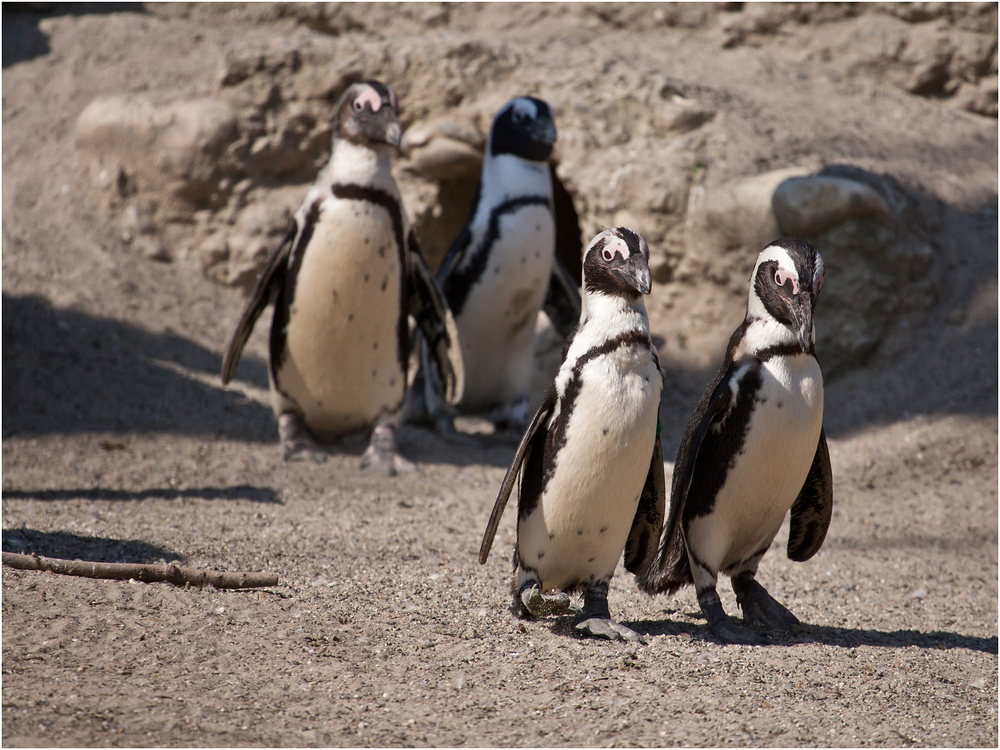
328 139 395 190
740 313 810 358
580 291 650 338
476 152 552 216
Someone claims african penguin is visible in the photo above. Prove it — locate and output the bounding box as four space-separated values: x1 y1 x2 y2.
221 80 464 474
416 96 581 435
480 228 665 644
638 238 832 644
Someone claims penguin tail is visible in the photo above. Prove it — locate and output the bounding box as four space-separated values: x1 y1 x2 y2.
636 539 692 596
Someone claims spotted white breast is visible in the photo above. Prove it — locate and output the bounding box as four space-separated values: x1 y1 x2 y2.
519 342 662 592
275 197 405 435
457 204 556 411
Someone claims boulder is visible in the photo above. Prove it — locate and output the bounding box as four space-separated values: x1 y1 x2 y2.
773 165 937 374
77 95 237 230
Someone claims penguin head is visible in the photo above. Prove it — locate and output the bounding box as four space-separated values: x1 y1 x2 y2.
748 238 825 353
334 81 402 149
583 228 652 299
488 97 556 162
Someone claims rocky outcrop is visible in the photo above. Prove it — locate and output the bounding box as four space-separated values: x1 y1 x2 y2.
71 2 994 377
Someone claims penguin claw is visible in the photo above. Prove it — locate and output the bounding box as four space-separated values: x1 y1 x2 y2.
392 453 418 474
733 574 801 632
698 587 769 644
360 423 414 477
575 617 645 644
282 441 328 463
435 418 483 447
520 587 574 618
359 446 414 477
740 594 801 632
278 413 327 462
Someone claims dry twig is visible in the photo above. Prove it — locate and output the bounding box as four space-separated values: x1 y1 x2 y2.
2 551 278 589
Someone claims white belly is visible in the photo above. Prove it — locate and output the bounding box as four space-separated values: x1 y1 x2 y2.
519 345 662 591
688 355 824 573
457 205 555 411
275 199 405 434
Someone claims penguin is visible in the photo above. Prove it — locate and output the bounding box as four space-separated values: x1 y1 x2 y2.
638 238 833 645
479 228 665 644
221 80 463 474
417 96 581 435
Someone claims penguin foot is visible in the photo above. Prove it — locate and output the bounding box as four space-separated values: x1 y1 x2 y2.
360 424 415 477
698 588 769 645
732 574 800 632
488 397 530 437
575 617 645 644
435 416 483 446
573 580 643 643
518 584 574 619
278 412 327 463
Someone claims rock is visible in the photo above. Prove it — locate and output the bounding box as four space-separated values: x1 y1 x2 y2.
401 115 485 181
683 167 809 288
67 6 992 385
77 95 237 238
77 96 236 190
953 75 999 117
773 165 938 374
198 233 230 275
291 3 365 36
135 235 171 263
404 134 483 181
772 175 893 237
709 6 997 117
653 96 716 136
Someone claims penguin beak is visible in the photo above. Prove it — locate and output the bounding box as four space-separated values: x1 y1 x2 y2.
615 252 652 296
383 119 402 149
788 294 814 353
531 118 557 146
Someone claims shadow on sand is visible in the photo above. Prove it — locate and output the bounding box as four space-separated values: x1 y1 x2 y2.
2 527 182 565
3 293 274 442
547 616 998 655
2 485 281 504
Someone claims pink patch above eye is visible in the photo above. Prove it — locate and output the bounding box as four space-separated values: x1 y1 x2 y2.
774 267 799 294
354 89 382 112
608 238 629 261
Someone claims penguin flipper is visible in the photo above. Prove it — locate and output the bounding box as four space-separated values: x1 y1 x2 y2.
624 425 666 577
407 230 465 406
787 428 833 562
640 363 737 593
435 225 473 288
220 218 297 385
543 259 582 339
478 390 555 564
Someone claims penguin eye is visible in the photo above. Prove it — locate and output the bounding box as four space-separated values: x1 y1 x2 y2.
602 248 615 262
512 110 524 123
774 267 797 292
353 99 365 113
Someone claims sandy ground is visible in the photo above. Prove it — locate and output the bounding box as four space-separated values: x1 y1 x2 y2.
3 4 998 748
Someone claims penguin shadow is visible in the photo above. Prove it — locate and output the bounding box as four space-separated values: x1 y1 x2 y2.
2 527 182 565
2 485 281 504
397 423 521 469
2 293 274 442
624 615 998 655
2 3 146 68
